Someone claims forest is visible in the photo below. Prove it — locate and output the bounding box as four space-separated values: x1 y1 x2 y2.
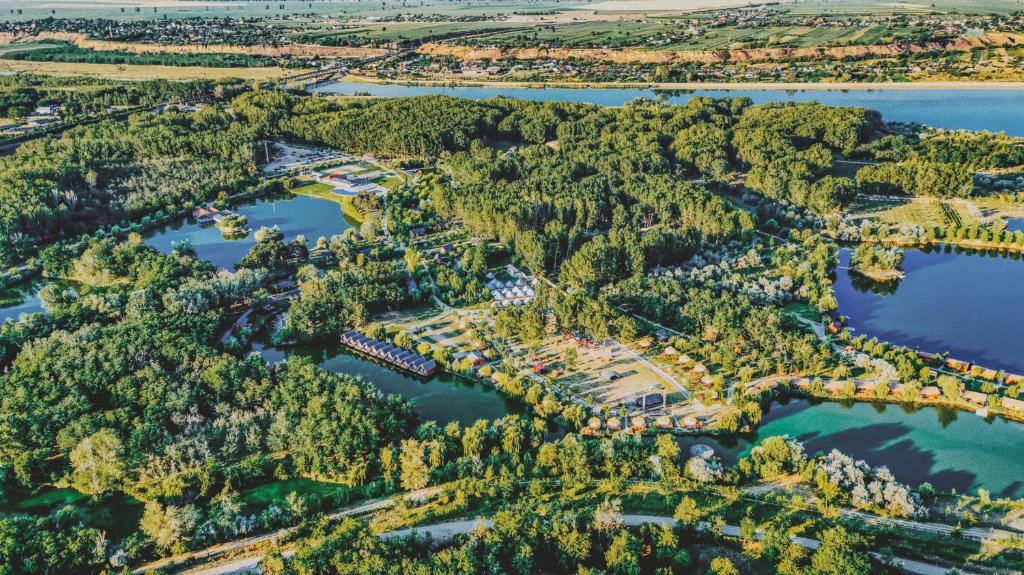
2 89 1017 574
0 103 261 266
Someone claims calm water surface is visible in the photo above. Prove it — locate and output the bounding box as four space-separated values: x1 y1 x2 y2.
834 247 1024 374
257 339 520 426
314 81 1024 135
144 194 354 270
0 278 52 323
678 398 1024 497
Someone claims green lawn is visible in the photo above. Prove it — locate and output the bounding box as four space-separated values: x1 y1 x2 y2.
1 486 144 540
239 478 351 509
291 180 367 223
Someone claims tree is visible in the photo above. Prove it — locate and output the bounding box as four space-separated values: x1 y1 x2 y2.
709 557 740 575
938 374 962 401
809 527 872 575
605 530 641 575
399 439 430 490
673 496 704 528
563 346 578 371
69 429 125 497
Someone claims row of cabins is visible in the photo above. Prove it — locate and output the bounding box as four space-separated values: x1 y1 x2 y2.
792 377 1024 413
340 330 437 376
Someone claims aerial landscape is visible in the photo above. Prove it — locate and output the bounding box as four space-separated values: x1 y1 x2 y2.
3 0 1024 574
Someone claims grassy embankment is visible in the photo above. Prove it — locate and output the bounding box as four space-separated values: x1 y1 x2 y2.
290 181 367 223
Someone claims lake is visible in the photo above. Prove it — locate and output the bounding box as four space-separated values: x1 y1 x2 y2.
678 398 1024 497
256 338 521 426
144 194 355 270
313 80 1024 135
834 247 1024 374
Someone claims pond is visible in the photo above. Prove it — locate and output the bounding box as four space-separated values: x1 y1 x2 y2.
143 194 355 270
1003 218 1024 233
0 278 79 324
256 338 521 426
834 246 1024 374
313 80 1024 135
677 398 1024 497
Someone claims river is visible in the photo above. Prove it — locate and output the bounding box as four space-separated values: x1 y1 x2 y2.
834 246 1024 375
312 80 1024 135
678 397 1024 497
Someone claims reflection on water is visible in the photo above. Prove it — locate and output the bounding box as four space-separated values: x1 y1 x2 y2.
313 81 1024 135
144 194 354 270
255 337 523 427
835 246 1024 374
687 398 1024 497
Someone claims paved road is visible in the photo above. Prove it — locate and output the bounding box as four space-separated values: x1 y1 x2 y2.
134 487 442 574
175 514 996 575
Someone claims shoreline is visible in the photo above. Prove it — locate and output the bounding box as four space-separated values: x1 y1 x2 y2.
337 75 1024 92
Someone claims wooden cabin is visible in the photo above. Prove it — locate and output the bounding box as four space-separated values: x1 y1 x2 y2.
962 390 989 406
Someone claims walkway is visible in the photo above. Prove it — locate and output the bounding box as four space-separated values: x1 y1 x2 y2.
179 515 995 575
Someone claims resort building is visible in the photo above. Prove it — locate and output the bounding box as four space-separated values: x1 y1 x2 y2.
340 330 437 376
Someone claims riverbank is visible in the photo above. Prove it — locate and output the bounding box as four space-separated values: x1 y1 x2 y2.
341 74 1024 92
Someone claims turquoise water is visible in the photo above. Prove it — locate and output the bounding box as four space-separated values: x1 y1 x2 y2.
834 247 1024 374
679 398 1024 496
313 81 1024 135
144 194 354 270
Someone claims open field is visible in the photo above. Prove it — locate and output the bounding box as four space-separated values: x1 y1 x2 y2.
846 195 1024 228
293 21 531 45
0 58 297 80
291 180 367 223
476 20 928 50
512 334 683 408
0 42 60 55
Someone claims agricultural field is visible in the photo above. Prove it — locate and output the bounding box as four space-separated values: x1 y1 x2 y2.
0 58 297 80
0 0 583 22
291 21 532 46
842 194 1024 230
458 19 935 50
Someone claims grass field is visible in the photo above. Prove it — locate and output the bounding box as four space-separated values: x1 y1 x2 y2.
294 21 530 44
291 180 367 223
471 20 928 50
239 477 351 509
0 59 298 81
0 42 62 55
